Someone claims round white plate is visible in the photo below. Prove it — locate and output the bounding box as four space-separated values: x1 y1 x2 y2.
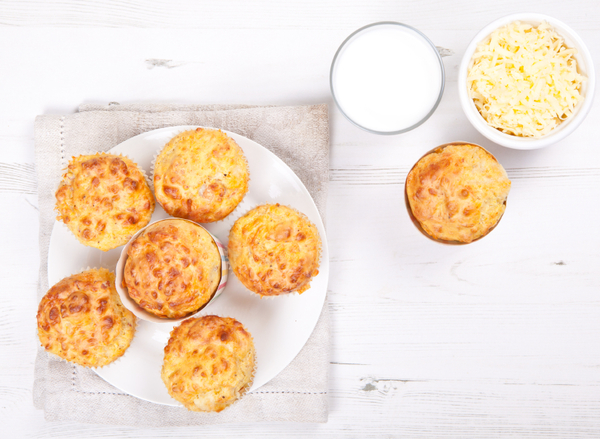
47 125 329 406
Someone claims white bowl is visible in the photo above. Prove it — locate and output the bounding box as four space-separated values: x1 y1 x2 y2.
115 218 229 324
458 13 595 150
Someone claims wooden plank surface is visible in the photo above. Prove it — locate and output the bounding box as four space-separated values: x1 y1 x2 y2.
0 0 598 30
1 0 599 437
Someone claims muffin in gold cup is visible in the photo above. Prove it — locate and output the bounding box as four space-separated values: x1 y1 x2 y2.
405 142 511 244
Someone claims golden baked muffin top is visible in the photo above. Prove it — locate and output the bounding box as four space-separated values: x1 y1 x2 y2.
37 268 136 368
55 154 155 251
228 204 321 296
161 315 255 412
406 143 511 243
154 128 249 223
124 219 221 319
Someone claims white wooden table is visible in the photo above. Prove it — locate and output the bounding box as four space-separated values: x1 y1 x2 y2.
2 1 599 437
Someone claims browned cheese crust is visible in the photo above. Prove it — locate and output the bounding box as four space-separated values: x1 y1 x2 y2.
154 128 249 223
36 268 136 367
55 154 155 251
228 204 321 296
161 315 255 412
124 219 221 319
406 144 511 243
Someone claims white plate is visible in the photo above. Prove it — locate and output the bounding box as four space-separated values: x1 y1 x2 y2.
47 126 329 406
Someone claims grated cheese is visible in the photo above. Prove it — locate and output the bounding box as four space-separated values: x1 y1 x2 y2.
467 21 585 138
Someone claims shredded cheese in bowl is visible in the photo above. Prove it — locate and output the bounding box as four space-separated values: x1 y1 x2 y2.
467 21 585 138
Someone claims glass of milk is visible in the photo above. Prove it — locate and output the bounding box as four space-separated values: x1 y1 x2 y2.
330 22 445 135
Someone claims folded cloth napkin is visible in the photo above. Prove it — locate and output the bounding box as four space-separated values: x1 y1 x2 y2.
33 103 330 425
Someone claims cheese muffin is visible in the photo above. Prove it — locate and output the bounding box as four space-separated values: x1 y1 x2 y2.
37 268 136 368
154 128 249 223
405 143 511 243
55 154 155 251
123 219 221 319
228 204 321 296
161 315 255 412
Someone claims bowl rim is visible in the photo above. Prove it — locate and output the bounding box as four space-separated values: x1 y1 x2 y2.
458 13 596 150
330 21 446 135
115 218 229 325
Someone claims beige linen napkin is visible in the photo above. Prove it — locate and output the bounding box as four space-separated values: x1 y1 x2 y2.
33 103 330 425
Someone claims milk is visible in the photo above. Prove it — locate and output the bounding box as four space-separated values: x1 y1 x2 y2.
331 23 444 134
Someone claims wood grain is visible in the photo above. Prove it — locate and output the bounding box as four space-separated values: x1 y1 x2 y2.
0 0 597 30
0 163 36 194
3 161 599 191
331 166 600 185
